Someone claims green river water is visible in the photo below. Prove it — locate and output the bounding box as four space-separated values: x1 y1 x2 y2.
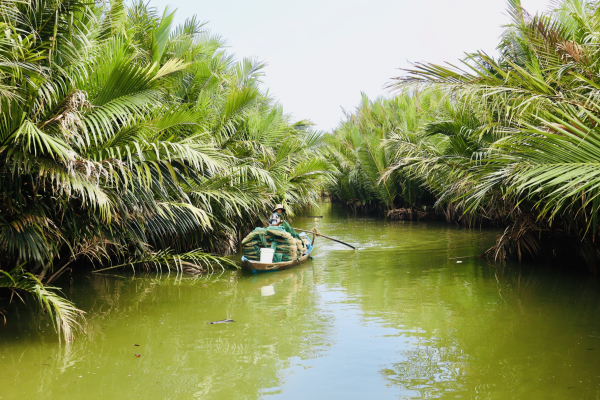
1 203 600 399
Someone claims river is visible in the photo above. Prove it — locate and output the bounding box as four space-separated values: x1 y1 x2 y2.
1 203 600 399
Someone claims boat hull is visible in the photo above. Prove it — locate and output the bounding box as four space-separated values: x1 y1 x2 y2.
241 253 311 273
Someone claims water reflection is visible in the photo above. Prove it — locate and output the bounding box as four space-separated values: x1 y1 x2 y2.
0 267 334 400
261 285 275 297
1 204 600 399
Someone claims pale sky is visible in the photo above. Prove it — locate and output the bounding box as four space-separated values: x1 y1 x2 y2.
150 0 552 131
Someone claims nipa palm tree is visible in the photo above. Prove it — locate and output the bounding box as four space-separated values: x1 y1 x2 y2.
0 0 332 341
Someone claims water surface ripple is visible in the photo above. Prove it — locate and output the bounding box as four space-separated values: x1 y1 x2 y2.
1 203 600 399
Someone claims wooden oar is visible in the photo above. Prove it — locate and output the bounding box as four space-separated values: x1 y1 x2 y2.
293 228 357 250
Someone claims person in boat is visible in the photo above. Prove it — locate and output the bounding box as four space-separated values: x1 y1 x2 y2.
269 204 285 226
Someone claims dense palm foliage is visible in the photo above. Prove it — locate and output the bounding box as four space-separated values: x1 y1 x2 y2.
0 0 331 341
328 0 600 271
327 91 441 212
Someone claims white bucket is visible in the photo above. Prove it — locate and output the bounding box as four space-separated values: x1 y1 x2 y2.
260 248 275 263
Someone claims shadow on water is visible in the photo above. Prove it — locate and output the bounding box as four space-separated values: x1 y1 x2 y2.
1 202 600 399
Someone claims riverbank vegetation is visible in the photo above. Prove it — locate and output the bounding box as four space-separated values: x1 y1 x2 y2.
6 0 600 343
327 0 600 272
0 0 331 341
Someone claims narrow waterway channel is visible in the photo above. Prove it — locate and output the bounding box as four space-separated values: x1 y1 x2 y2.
1 203 600 399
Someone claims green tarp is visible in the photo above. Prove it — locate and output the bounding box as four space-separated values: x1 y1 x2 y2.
242 223 306 262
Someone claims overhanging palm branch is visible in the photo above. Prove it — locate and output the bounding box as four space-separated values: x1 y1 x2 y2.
0 267 84 343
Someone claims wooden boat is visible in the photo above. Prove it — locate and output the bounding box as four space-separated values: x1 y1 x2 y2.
241 232 316 273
